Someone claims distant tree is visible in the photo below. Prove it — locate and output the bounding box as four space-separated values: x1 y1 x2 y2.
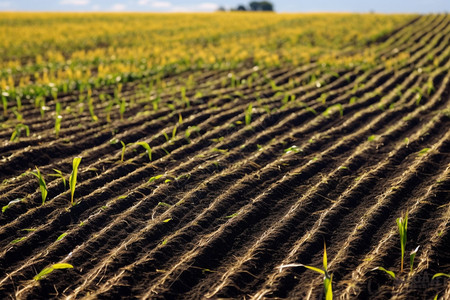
249 1 274 11
259 1 273 11
217 6 226 11
224 1 274 12
249 1 260 11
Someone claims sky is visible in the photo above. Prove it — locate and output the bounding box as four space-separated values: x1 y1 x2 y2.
0 0 449 13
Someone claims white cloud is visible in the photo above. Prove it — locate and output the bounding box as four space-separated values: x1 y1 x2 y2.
111 3 126 11
92 4 100 10
0 1 11 8
60 0 90 5
138 1 172 8
197 2 219 10
170 2 219 12
152 1 172 8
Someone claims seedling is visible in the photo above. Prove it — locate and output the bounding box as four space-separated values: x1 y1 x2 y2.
417 148 430 156
374 211 420 278
172 125 177 140
148 175 163 183
30 167 48 205
135 142 152 161
120 141 126 162
33 263 74 281
56 233 67 241
397 211 408 273
278 242 332 300
432 273 450 279
322 104 343 118
2 198 23 213
10 124 30 142
49 169 66 189
245 103 253 125
69 157 82 206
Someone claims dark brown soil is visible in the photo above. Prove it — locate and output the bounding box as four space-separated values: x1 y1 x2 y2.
0 15 449 300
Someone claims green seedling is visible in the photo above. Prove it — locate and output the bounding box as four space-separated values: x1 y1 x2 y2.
88 91 98 122
409 246 419 272
432 273 450 279
2 198 23 213
181 86 190 108
12 107 23 121
278 242 332 300
30 167 48 205
284 145 301 154
148 175 163 183
185 126 200 141
10 124 30 142
368 135 376 142
120 141 126 162
397 211 408 273
49 169 66 189
245 103 253 126
373 266 396 279
322 104 343 118
119 97 126 121
54 115 62 138
374 211 420 278
417 148 430 156
33 263 74 281
69 157 82 206
11 237 27 244
172 125 177 140
135 142 152 161
56 233 67 241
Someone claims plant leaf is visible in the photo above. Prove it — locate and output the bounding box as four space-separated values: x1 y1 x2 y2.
34 267 54 281
432 273 450 279
373 267 396 279
52 263 74 270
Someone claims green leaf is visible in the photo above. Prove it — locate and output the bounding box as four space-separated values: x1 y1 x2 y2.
52 263 74 270
56 233 67 241
135 142 152 161
432 273 450 279
34 267 54 281
148 175 163 183
2 198 23 213
69 157 82 206
10 237 26 244
410 245 419 272
303 264 326 275
324 273 333 300
417 148 430 156
323 241 328 272
373 267 396 279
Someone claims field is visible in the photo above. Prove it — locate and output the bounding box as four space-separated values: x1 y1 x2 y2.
0 12 449 299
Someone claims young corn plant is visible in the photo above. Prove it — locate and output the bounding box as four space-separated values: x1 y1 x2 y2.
120 141 126 163
374 211 420 278
34 263 74 281
397 211 408 273
69 157 82 206
245 103 253 126
49 169 66 189
10 124 30 142
135 142 152 161
30 167 48 205
278 242 332 300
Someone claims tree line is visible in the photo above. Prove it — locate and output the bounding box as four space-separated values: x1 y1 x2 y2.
217 1 274 12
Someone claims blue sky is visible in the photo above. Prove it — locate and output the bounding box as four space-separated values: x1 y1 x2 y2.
0 0 449 13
